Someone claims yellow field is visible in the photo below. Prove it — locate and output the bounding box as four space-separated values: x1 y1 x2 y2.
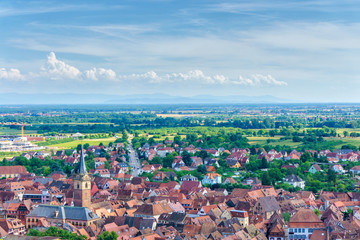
49 137 117 149
336 128 360 134
156 114 201 118
247 136 281 144
247 136 301 147
140 133 187 141
329 137 360 148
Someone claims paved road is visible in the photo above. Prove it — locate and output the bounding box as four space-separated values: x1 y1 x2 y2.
127 140 142 177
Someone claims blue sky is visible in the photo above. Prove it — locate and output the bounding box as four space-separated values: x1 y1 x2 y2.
1 0 360 102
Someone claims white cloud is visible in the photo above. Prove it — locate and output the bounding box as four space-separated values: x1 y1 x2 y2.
121 71 160 83
38 52 117 82
2 52 287 88
232 74 288 86
119 70 224 84
0 68 24 81
41 52 81 80
84 68 117 81
120 69 286 86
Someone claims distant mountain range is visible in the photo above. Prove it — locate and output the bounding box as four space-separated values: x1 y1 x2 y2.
0 93 295 104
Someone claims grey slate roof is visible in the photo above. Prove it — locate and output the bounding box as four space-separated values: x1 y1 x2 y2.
33 177 53 185
219 218 241 228
49 181 71 190
180 175 197 181
139 218 156 230
284 174 304 182
258 196 280 212
334 149 353 154
118 162 128 168
27 204 99 221
124 216 143 229
168 212 187 223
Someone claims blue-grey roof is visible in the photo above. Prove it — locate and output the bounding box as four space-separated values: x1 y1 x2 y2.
284 174 303 182
118 162 128 167
33 177 53 185
27 204 99 221
139 218 155 230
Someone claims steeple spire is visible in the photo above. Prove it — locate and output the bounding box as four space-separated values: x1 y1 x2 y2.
73 145 91 208
78 145 87 175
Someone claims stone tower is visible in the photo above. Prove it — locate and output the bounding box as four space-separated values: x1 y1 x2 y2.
73 146 91 208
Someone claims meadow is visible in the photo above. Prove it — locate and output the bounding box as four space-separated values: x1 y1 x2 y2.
0 127 37 135
44 137 117 149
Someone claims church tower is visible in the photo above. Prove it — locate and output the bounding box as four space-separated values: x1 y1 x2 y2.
73 146 91 208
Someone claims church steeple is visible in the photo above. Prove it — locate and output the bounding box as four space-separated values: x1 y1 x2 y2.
78 145 87 175
73 145 91 209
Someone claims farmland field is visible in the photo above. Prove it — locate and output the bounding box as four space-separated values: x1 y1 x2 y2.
0 127 37 135
247 136 301 147
330 137 360 148
336 128 360 134
48 137 117 149
0 151 40 158
156 113 201 118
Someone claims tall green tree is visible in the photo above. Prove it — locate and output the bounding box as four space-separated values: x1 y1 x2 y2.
121 129 128 143
300 152 312 163
197 150 209 160
51 162 61 172
181 150 192 166
197 165 207 174
28 226 86 240
83 143 90 150
97 231 118 240
261 157 268 169
77 144 82 153
261 171 271 185
174 135 181 144
282 212 291 222
163 154 175 168
328 169 337 183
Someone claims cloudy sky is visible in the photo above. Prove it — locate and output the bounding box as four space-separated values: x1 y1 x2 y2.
1 0 360 102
